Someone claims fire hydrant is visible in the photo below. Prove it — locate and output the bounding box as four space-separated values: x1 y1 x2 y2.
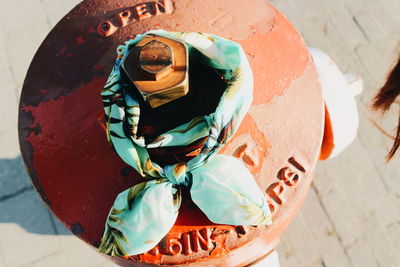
17 1 345 266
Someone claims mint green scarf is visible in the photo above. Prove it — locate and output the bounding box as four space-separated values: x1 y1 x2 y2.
99 31 272 256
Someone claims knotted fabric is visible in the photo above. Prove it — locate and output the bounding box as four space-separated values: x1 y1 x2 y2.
99 31 272 256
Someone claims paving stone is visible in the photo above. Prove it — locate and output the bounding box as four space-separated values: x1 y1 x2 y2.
355 45 399 105
303 0 368 54
312 136 400 267
0 0 48 35
94 261 119 267
316 143 368 220
50 216 116 267
34 234 113 267
0 245 6 267
318 188 361 247
350 140 400 227
345 238 379 267
23 253 66 267
346 213 399 267
40 0 83 27
357 213 399 267
0 38 18 133
313 164 335 197
277 212 322 267
5 20 50 88
0 78 18 133
342 1 400 104
345 1 400 50
386 222 400 258
0 127 21 159
0 189 60 267
359 105 400 197
301 188 352 267
0 33 11 72
328 137 399 227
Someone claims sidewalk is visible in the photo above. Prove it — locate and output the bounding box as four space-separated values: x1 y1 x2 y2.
1 0 400 267
271 0 400 266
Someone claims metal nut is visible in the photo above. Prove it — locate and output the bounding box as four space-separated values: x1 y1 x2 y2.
138 40 173 80
122 36 189 108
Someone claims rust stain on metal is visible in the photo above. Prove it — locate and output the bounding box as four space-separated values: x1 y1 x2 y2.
18 110 51 206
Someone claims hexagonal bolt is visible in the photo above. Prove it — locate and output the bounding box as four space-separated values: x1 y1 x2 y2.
122 36 189 108
138 40 173 80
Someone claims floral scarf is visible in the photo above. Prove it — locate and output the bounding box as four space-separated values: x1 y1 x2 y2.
99 30 272 256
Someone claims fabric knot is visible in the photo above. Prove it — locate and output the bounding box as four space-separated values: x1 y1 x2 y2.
99 30 272 257
163 162 189 186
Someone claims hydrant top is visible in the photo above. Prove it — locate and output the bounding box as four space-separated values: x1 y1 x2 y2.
18 0 324 266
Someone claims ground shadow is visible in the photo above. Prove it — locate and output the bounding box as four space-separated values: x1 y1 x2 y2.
0 156 71 235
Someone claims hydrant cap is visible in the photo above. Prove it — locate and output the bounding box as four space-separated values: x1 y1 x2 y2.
122 35 189 108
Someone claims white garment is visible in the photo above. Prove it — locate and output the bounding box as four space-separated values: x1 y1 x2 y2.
253 250 280 267
310 47 362 159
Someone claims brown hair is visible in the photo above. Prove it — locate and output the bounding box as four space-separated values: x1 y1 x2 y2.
372 57 400 160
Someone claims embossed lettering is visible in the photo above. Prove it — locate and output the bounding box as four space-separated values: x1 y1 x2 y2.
288 157 306 172
135 3 152 20
182 232 193 255
167 237 182 255
97 0 175 37
154 0 174 14
97 20 118 37
191 229 212 252
277 167 299 186
233 144 247 158
267 199 278 213
143 228 217 256
140 227 235 258
118 10 132 27
265 157 307 213
233 143 258 167
266 182 285 205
